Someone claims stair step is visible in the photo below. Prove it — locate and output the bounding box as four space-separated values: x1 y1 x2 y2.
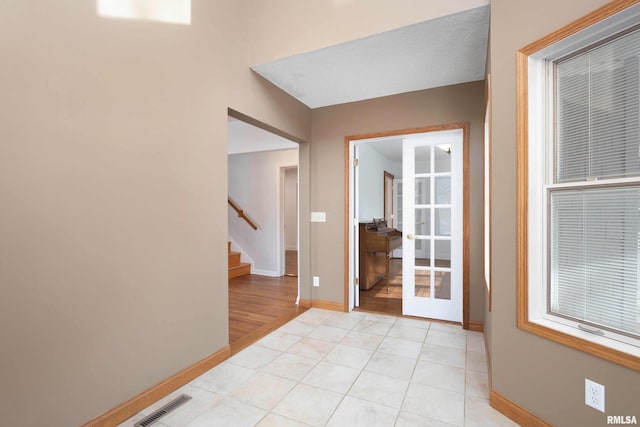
229 262 251 279
228 251 241 268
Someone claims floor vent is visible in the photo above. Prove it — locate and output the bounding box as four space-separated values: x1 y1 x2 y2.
133 394 192 427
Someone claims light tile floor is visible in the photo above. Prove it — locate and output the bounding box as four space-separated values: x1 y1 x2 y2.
119 309 520 427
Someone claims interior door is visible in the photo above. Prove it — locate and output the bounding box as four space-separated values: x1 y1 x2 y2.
353 145 360 308
402 130 462 321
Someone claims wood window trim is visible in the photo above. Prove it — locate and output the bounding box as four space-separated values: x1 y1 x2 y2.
516 0 640 372
343 122 470 329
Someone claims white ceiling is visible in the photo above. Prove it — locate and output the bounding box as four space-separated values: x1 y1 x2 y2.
251 5 490 109
230 5 489 152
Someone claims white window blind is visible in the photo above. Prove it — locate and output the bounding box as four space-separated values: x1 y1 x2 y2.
549 26 640 342
556 28 640 183
550 186 640 338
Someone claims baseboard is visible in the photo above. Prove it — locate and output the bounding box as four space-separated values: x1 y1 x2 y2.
299 299 312 308
82 345 231 427
252 269 279 277
299 299 345 312
490 389 552 427
469 320 484 332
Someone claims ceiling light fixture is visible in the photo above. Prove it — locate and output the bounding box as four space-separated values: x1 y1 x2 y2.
437 144 452 154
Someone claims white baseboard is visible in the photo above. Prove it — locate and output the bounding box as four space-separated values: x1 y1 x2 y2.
251 269 280 277
285 246 298 251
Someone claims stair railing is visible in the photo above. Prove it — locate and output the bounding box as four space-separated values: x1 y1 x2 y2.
228 197 258 230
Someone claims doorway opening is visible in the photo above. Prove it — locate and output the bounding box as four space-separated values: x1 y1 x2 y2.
282 166 299 277
227 111 304 346
345 123 470 328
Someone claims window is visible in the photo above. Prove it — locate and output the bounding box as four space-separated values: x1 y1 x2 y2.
517 1 640 371
97 0 191 25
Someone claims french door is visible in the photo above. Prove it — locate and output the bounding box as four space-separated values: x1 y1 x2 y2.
401 129 462 321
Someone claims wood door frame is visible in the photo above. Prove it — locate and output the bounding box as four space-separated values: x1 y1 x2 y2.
344 122 470 329
383 171 394 225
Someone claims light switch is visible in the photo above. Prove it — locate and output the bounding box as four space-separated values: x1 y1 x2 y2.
311 212 327 222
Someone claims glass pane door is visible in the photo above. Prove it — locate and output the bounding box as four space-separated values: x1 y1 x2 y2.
402 130 462 321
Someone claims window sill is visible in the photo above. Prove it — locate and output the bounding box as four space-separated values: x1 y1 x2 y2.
517 315 640 371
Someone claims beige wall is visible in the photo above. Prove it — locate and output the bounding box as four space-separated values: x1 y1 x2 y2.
488 1 640 425
310 82 486 321
0 1 309 426
247 0 489 65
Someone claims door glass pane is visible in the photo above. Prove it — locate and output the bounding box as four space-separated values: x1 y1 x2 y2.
434 240 451 267
415 145 432 174
415 177 430 204
395 182 403 230
435 145 452 172
434 271 451 300
415 237 431 266
435 208 451 236
435 176 451 204
415 269 431 297
415 208 431 236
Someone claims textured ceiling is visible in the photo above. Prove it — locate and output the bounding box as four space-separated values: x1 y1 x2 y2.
230 5 489 152
251 5 490 108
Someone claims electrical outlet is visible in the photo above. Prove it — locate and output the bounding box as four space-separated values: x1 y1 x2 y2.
585 378 605 412
313 276 320 287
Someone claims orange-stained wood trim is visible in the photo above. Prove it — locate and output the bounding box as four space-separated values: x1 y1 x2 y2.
300 299 346 312
519 0 640 56
383 170 395 223
82 346 231 427
346 123 469 142
519 319 640 370
516 0 640 372
516 48 530 332
462 122 470 330
490 390 552 427
344 122 471 328
299 298 312 309
469 320 484 332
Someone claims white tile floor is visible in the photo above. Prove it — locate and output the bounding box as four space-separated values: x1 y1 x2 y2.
119 309 520 427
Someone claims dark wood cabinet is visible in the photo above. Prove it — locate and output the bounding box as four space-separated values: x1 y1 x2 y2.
359 223 402 290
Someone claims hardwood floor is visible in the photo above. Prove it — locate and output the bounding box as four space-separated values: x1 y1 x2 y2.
357 257 451 316
285 250 298 277
358 258 402 316
228 273 300 353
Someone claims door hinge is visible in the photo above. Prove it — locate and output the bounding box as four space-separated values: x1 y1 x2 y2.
354 217 358 226
354 277 359 285
353 158 359 167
